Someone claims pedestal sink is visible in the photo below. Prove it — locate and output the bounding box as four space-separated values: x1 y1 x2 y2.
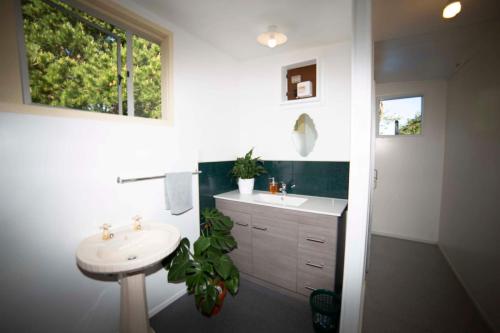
76 222 181 333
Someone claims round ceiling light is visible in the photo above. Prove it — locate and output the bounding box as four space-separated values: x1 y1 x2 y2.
443 1 461 19
257 25 287 48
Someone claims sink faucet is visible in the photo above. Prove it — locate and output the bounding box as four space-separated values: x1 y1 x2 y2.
280 182 296 197
280 182 287 196
132 215 143 231
100 223 114 240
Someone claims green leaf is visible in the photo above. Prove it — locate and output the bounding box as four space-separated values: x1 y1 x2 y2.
225 271 240 295
179 237 191 250
230 148 267 179
167 258 191 282
194 236 211 256
186 271 209 294
164 237 190 272
206 247 223 261
211 233 237 252
214 254 234 280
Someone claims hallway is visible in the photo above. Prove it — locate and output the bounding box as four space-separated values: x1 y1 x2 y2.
362 235 492 333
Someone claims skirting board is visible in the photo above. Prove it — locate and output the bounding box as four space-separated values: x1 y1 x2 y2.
148 288 187 318
438 245 496 332
371 230 437 245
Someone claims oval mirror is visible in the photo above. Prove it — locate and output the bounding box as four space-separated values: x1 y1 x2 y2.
292 113 318 157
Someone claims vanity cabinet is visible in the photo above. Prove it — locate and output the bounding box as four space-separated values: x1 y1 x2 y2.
219 205 253 275
216 198 341 297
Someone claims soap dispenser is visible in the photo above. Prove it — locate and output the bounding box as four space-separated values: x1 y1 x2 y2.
268 177 278 194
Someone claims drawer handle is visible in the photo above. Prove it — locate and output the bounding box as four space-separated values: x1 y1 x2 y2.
304 285 316 291
252 226 268 231
306 237 325 244
235 222 249 227
306 261 325 269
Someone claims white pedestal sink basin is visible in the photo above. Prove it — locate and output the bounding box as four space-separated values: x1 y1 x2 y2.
76 222 181 333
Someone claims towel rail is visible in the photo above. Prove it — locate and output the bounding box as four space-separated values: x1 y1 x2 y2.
117 170 202 184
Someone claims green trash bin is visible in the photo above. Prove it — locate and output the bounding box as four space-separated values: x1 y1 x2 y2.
309 289 341 332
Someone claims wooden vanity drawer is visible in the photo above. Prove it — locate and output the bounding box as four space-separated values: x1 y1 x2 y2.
299 224 337 254
297 211 338 228
251 204 300 224
297 270 335 296
216 199 253 214
298 250 335 276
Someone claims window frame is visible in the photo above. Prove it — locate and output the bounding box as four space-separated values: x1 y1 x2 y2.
15 0 169 121
376 94 425 138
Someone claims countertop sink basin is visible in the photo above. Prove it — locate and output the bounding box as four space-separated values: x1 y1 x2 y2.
255 193 308 207
76 222 181 274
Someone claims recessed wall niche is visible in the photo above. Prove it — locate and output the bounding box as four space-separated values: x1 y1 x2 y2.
281 59 319 104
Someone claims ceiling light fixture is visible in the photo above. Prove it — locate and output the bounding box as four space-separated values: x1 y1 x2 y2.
442 1 461 19
257 25 287 48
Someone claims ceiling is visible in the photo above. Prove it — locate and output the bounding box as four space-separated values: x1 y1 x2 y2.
374 0 500 82
374 0 500 42
130 0 352 60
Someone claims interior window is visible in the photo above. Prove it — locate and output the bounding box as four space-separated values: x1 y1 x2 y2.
378 96 423 136
20 0 162 119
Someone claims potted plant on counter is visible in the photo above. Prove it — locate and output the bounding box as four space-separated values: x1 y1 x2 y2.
164 208 239 316
231 148 266 194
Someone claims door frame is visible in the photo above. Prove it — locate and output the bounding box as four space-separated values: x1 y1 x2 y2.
339 0 374 332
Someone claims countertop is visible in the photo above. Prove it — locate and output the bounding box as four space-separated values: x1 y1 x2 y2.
213 190 348 217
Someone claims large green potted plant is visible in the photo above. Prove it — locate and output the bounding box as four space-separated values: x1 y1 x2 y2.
164 208 240 316
231 148 266 194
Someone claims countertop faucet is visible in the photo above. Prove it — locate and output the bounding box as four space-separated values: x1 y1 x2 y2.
280 182 287 196
280 182 296 197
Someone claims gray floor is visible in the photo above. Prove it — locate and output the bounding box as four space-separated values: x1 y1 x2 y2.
151 278 315 333
363 235 492 333
152 235 491 333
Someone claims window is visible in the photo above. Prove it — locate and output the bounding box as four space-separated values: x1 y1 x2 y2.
378 96 423 136
19 0 163 119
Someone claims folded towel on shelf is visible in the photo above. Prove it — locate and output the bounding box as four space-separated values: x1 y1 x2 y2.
164 172 193 215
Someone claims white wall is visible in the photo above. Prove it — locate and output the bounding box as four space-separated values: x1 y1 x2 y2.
0 0 238 332
439 20 500 332
237 42 351 161
372 80 447 243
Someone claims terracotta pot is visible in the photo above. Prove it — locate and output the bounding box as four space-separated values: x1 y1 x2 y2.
197 281 228 316
211 282 228 316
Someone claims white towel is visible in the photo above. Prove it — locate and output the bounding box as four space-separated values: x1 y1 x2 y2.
164 172 193 215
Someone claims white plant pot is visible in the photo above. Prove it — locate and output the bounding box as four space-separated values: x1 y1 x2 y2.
238 178 255 194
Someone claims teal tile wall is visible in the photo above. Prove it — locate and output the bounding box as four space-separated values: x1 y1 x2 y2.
198 160 349 217
198 161 237 218
254 161 349 199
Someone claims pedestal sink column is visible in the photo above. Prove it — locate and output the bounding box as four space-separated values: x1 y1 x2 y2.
120 272 154 333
